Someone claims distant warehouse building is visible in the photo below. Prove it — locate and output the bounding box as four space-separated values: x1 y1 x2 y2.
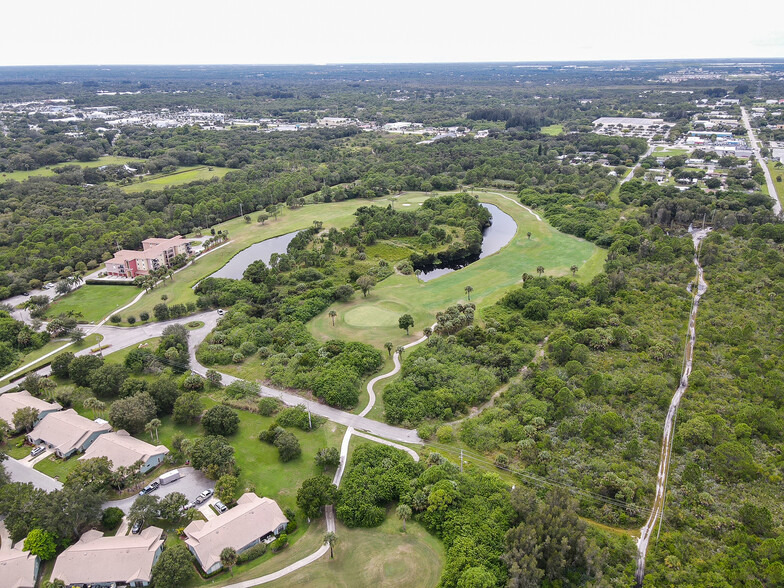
105 236 193 278
79 430 169 474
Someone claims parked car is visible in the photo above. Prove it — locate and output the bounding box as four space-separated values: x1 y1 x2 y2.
195 489 214 504
30 446 46 458
180 501 195 513
131 519 143 534
214 500 228 514
139 481 160 496
217 309 225 316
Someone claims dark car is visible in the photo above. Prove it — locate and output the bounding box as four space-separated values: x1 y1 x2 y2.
131 519 143 534
138 481 160 496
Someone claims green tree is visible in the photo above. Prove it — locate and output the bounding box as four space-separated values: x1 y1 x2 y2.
128 494 160 527
464 285 473 300
188 435 236 479
12 407 38 433
151 544 194 588
457 566 496 588
159 492 188 522
398 314 414 335
274 430 301 462
297 475 339 519
173 393 203 424
23 529 57 560
536 265 545 276
329 309 337 326
356 275 375 297
202 405 240 436
68 355 104 387
89 364 129 398
570 264 578 276
215 474 240 504
50 352 75 378
384 341 393 356
108 393 156 434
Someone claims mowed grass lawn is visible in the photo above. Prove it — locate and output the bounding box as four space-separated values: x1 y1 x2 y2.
767 161 784 202
308 190 606 348
0 333 102 386
540 124 565 136
45 284 139 323
120 196 409 321
0 156 146 183
263 517 444 588
122 166 233 193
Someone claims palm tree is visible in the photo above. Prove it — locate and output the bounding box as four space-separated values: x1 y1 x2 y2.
220 547 238 574
145 418 161 442
396 504 412 532
328 310 337 326
521 272 532 284
464 285 473 300
396 345 405 358
423 327 432 338
84 397 105 418
384 341 393 357
536 266 545 276
527 231 532 240
570 265 578 276
324 532 337 559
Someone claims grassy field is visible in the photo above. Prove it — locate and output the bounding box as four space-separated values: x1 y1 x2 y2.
34 452 84 481
653 147 688 157
0 333 102 386
263 517 444 588
0 156 146 183
767 161 784 202
45 284 139 323
307 190 605 348
122 166 232 193
540 124 565 136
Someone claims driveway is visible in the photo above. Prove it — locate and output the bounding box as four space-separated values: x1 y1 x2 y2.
4 457 63 492
17 448 53 467
104 466 212 512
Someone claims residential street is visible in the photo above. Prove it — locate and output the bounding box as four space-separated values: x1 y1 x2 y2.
4 457 63 492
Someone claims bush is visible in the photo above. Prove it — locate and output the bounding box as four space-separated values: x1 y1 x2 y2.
102 507 124 530
202 405 240 436
237 542 267 564
127 316 136 325
110 314 122 323
270 534 288 552
275 430 301 462
182 374 205 391
225 380 260 399
276 405 322 430
232 352 245 363
436 425 454 443
140 311 150 322
258 397 281 416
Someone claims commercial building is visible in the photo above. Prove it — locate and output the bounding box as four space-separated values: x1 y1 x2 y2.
50 527 164 587
0 390 61 431
27 409 111 458
79 430 169 473
105 236 193 278
184 493 288 573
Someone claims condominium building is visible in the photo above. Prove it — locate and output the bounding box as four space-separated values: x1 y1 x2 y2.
105 236 192 278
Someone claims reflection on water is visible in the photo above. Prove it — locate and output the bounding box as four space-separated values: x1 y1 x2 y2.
418 203 517 282
209 231 300 280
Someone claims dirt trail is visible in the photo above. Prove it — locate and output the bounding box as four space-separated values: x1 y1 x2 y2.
635 226 710 585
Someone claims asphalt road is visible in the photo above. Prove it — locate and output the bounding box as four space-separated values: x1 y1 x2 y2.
4 457 63 492
103 466 213 512
741 107 782 216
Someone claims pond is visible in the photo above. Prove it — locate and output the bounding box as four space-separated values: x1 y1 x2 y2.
209 231 300 280
418 203 517 282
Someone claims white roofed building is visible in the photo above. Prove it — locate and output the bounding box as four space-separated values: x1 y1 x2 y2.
0 390 61 431
79 430 169 474
27 409 111 458
184 493 288 573
50 527 164 587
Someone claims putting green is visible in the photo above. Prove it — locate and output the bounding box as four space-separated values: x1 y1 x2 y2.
344 302 406 327
308 190 606 349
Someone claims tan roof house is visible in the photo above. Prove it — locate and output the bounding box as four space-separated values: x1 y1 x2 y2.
0 390 61 431
80 430 169 474
184 493 288 573
0 545 39 588
50 526 164 587
27 409 111 458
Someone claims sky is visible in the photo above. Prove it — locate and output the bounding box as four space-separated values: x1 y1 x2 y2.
2 0 783 66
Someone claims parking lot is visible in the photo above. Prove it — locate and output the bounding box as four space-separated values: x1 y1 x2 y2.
104 466 213 513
